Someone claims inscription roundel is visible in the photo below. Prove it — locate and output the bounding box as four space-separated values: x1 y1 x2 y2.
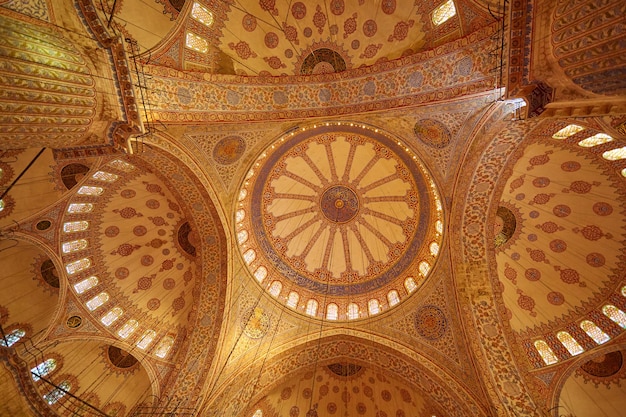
236 123 444 319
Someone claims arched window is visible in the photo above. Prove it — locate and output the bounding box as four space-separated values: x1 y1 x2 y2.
306 299 318 316
155 336 175 358
185 32 209 53
191 2 214 27
387 290 400 306
326 303 338 321
0 328 25 347
62 239 88 253
286 292 299 308
404 277 417 293
31 358 57 381
432 0 456 26
556 331 584 356
368 299 380 315
602 146 626 161
77 186 104 196
137 330 156 350
602 305 626 329
237 230 249 244
67 203 93 214
580 320 610 344
347 303 359 320
534 340 558 365
419 261 430 276
92 171 118 182
118 320 139 339
254 266 267 283
101 307 123 326
74 276 98 294
268 281 282 297
86 292 109 311
243 248 256 265
63 221 89 233
65 258 91 275
552 124 584 139
577 133 613 147
43 381 71 405
109 159 135 172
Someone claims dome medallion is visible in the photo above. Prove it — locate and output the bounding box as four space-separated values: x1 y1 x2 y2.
236 123 444 320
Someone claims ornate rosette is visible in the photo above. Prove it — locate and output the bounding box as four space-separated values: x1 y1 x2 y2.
236 123 444 320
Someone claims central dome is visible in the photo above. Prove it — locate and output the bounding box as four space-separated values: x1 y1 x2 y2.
236 123 443 320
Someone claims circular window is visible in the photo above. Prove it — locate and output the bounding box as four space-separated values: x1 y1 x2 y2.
236 123 444 320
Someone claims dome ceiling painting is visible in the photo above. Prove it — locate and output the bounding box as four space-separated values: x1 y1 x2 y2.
236 122 444 320
493 121 626 369
249 362 442 417
95 0 495 74
59 156 200 359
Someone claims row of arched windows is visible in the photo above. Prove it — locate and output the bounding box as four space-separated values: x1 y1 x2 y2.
534 304 626 366
552 124 626 177
62 160 174 359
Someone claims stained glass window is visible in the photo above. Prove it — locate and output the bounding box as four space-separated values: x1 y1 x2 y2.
419 261 430 276
118 319 139 339
254 266 267 283
602 146 626 161
268 280 282 297
602 305 626 329
62 239 88 253
109 159 135 172
77 186 104 196
65 258 91 275
237 230 248 244
67 203 93 213
286 291 299 308
552 124 584 139
86 292 109 311
137 330 156 350
534 340 558 365
556 331 584 356
185 32 208 53
0 328 25 347
326 303 338 320
306 299 318 316
347 303 359 320
44 381 71 405
191 2 214 27
63 221 89 233
432 0 456 26
101 307 123 326
368 299 380 315
404 277 417 293
155 336 174 358
580 320 610 344
387 290 400 306
577 133 613 148
243 248 256 264
92 171 118 182
429 242 439 256
74 276 98 294
31 358 57 381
